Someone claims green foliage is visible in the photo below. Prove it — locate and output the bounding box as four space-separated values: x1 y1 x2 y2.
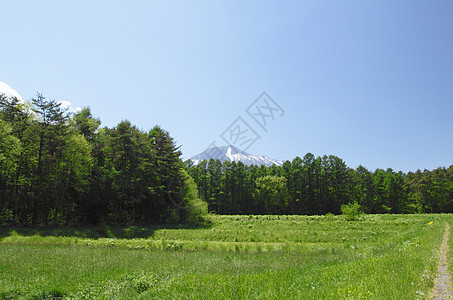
325 212 335 220
69 107 100 142
341 201 363 221
0 93 193 225
381 204 392 213
254 175 289 214
0 209 15 225
0 118 21 204
1 91 453 225
0 119 21 168
179 169 208 224
188 156 453 216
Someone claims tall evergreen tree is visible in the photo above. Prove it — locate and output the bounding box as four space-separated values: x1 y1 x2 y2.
148 125 183 222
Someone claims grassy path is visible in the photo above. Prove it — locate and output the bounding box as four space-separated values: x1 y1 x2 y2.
431 223 452 299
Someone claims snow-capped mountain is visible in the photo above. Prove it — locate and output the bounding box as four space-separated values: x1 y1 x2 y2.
0 81 23 101
190 145 284 167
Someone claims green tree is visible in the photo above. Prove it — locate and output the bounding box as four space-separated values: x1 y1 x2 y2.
254 175 289 214
206 159 223 213
0 118 21 218
53 133 93 224
70 107 100 143
30 94 69 223
352 165 374 213
148 125 183 222
179 169 208 224
384 170 406 214
0 94 37 222
101 121 151 224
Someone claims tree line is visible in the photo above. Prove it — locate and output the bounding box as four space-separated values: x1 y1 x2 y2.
185 154 453 215
0 93 207 225
2 93 451 225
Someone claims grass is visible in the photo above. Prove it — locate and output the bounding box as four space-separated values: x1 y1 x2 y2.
0 214 450 299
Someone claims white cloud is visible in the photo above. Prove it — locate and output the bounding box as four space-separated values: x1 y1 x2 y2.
0 81 23 101
58 100 82 113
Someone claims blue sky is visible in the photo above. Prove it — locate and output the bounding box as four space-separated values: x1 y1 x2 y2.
1 0 452 172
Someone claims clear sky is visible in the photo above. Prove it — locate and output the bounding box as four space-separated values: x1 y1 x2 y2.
1 0 452 172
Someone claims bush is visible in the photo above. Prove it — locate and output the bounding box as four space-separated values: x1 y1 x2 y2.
325 212 335 220
180 169 208 225
341 201 363 221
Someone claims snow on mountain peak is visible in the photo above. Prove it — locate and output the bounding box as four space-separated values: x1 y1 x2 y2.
0 81 23 101
190 145 284 167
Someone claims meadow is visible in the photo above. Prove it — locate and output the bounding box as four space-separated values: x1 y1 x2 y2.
0 214 451 299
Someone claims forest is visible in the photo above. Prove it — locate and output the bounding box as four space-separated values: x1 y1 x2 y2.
187 155 453 215
1 93 452 226
0 94 207 226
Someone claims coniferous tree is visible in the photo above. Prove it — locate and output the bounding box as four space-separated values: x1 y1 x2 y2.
31 94 69 223
148 125 183 222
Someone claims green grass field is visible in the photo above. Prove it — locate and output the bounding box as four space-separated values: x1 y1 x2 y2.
0 214 451 299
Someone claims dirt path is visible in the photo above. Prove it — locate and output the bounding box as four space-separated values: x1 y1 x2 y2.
431 223 452 300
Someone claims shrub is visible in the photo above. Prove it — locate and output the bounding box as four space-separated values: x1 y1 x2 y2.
180 169 208 225
325 212 335 220
341 201 363 221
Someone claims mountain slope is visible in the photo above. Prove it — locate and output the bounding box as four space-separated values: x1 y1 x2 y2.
190 145 284 167
0 81 23 101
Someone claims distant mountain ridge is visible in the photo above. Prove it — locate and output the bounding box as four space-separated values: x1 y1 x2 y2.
190 145 284 167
